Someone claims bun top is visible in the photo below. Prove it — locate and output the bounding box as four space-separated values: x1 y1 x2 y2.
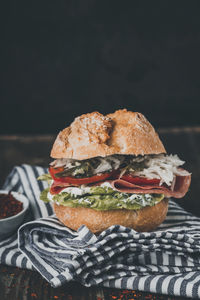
51 109 166 160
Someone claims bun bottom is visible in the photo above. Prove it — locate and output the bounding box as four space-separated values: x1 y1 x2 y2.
53 199 168 233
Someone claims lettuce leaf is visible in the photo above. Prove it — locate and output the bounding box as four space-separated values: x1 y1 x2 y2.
40 188 50 203
40 186 164 211
37 173 52 184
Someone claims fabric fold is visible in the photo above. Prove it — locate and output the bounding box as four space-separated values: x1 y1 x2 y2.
0 165 200 299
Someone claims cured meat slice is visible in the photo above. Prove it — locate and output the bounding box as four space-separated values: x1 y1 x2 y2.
49 168 191 199
50 181 77 194
111 174 191 199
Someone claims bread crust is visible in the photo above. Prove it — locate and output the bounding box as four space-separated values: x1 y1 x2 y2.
51 109 166 160
53 199 168 233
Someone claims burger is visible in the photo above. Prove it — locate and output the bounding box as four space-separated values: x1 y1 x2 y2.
39 109 191 233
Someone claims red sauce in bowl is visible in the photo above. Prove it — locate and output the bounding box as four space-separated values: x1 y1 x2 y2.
0 193 23 219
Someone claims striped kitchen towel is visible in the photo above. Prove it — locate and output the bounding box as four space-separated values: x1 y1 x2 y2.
1 165 200 298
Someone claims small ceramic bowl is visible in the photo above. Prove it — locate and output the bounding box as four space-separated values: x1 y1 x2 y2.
0 190 29 239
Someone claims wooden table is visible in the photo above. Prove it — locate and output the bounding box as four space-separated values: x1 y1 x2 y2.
0 128 199 300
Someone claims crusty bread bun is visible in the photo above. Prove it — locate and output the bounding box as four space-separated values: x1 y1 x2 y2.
53 199 168 233
51 109 166 160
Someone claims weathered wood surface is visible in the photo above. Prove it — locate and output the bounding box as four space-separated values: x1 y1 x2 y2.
0 128 199 300
0 265 189 300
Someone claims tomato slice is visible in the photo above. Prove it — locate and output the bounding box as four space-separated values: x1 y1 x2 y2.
49 167 64 178
49 167 115 185
49 167 160 186
121 175 160 185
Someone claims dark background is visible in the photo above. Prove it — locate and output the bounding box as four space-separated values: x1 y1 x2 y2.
2 1 200 134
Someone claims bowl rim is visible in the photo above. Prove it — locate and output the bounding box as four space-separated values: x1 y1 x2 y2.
0 190 29 222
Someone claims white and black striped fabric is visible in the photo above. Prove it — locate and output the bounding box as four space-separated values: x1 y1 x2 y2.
1 165 200 298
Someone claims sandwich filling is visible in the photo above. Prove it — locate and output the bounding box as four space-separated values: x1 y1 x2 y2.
39 154 191 210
